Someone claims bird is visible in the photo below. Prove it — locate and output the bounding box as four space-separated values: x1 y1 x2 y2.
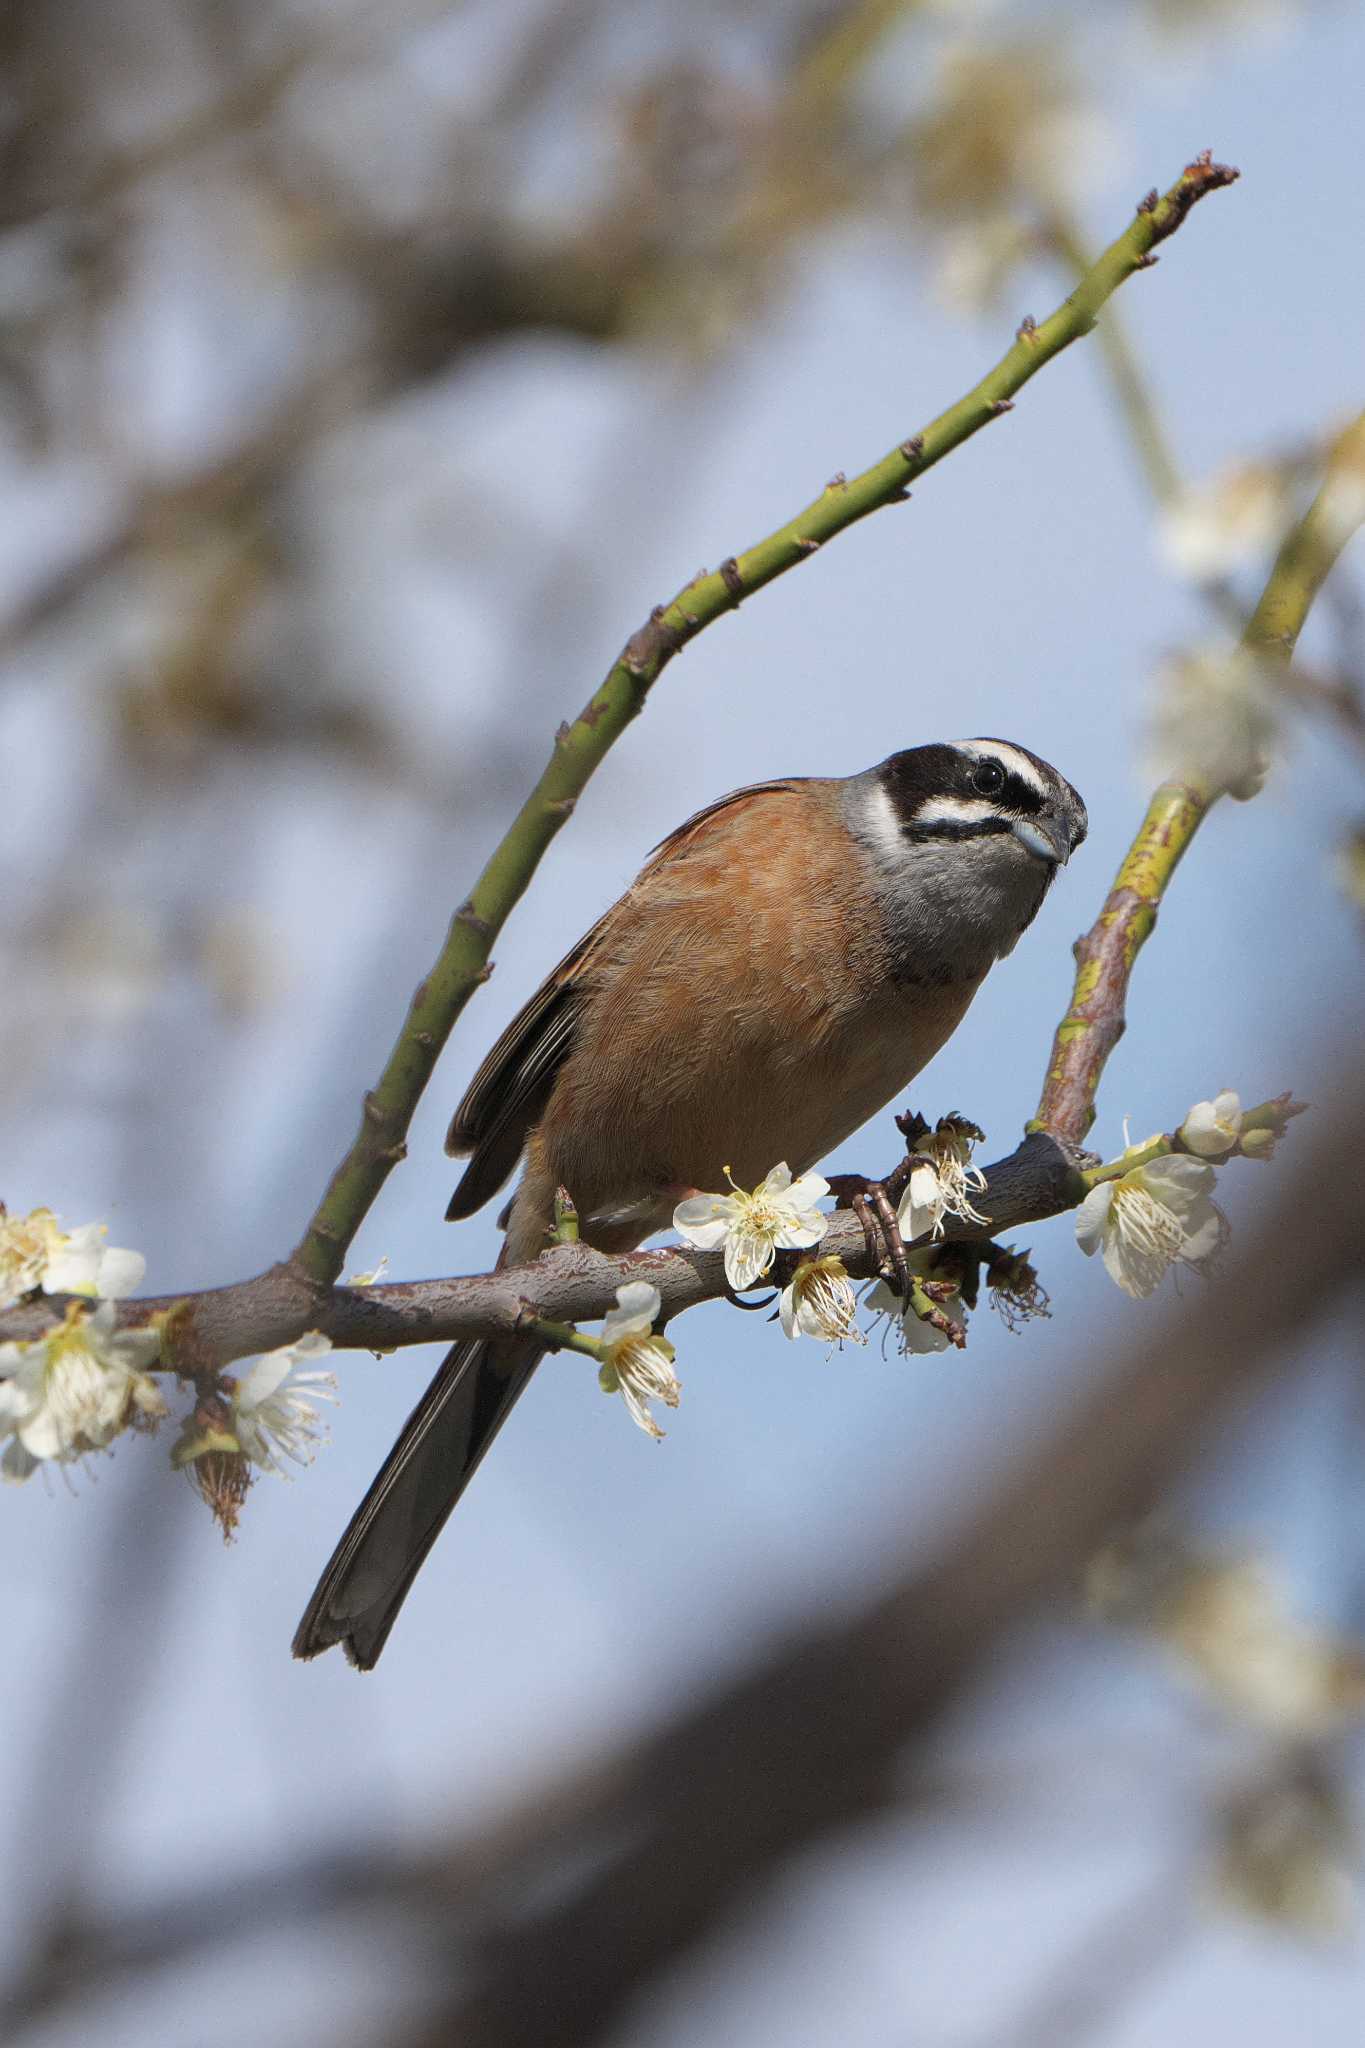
293 738 1087 1667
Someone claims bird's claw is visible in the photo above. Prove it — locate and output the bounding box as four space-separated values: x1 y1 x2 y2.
826 1172 910 1295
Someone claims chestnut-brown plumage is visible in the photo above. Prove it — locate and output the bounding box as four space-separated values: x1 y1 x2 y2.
294 740 1086 1667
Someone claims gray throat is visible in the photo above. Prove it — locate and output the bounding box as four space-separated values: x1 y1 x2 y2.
841 775 1053 988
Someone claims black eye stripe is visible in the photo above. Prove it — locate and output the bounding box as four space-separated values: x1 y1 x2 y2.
900 816 1014 843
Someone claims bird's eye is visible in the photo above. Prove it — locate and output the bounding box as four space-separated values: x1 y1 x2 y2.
971 759 1006 798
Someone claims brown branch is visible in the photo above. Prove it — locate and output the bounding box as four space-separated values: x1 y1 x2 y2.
0 1129 1085 1366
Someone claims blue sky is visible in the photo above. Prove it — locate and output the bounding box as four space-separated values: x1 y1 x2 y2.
3 4 1364 2042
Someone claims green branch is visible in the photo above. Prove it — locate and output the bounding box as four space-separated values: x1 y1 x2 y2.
1035 411 1365 1144
290 151 1240 1287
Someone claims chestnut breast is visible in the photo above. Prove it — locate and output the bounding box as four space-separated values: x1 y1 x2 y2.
534 785 986 1218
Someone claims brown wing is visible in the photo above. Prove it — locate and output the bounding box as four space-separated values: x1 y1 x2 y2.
443 776 808 1222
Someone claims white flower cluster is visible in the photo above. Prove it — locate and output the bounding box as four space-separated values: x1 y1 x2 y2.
668 1130 995 1375
0 1210 159 1480
1075 1089 1301 1300
0 1202 339 1510
0 1204 145 1312
0 1303 164 1481
673 1160 867 1351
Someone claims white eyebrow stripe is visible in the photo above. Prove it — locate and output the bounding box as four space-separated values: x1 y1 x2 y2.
951 739 1049 796
911 795 1001 827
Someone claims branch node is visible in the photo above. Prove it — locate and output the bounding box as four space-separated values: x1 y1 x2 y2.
1136 187 1159 214
719 556 744 607
989 399 1015 417
456 901 491 937
825 471 847 492
793 536 820 556
900 434 926 464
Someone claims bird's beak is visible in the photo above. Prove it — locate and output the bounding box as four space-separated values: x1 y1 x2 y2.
1011 810 1073 867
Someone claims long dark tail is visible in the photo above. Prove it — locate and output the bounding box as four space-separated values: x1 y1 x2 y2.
291 1334 542 1669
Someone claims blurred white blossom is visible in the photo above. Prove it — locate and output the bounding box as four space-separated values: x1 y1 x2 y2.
1163 1557 1365 1740
597 1281 680 1439
674 1163 829 1291
1149 647 1277 801
1158 463 1290 580
1218 1776 1356 1938
907 40 1109 226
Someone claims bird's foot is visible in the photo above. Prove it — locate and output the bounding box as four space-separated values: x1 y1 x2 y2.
826 1171 911 1295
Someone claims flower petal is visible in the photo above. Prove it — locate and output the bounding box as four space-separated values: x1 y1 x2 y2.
613 1280 662 1323
772 1209 828 1252
672 1195 735 1249
778 1281 799 1340
724 1229 774 1292
1180 1090 1243 1158
783 1172 831 1211
1073 1181 1114 1256
1140 1155 1217 1213
1180 1198 1229 1268
94 1246 147 1300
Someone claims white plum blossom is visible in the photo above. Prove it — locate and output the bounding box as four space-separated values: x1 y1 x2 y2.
230 1333 337 1475
0 1206 145 1311
674 1163 829 1291
897 1160 954 1242
0 1301 163 1480
1075 1155 1227 1299
597 1281 680 1439
1179 1089 1244 1159
897 1118 988 1241
778 1255 863 1347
